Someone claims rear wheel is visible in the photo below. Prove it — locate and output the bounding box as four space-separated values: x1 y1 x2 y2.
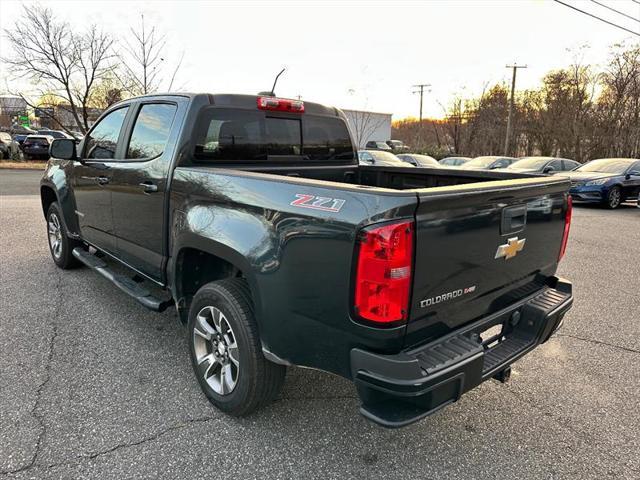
46 202 81 269
605 186 622 209
188 278 286 416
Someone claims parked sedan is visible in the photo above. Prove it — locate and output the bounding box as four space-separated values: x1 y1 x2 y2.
567 158 640 209
396 153 440 168
439 156 471 167
0 132 21 160
358 149 414 167
460 156 517 170
22 135 54 160
505 156 580 174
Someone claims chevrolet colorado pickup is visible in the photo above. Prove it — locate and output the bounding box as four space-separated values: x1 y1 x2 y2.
41 93 573 427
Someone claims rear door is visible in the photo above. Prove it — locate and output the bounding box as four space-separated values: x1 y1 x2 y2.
623 161 640 199
109 99 185 282
406 177 570 346
73 106 130 254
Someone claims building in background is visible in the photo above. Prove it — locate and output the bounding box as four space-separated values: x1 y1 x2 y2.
0 96 28 129
39 104 103 131
341 109 392 149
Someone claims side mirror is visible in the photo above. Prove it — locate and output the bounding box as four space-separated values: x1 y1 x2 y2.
50 138 77 160
626 171 640 178
543 166 554 173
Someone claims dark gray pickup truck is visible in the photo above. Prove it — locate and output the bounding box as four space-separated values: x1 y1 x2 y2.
41 93 573 427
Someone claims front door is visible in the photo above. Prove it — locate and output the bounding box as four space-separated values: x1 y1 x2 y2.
109 101 181 282
73 106 130 254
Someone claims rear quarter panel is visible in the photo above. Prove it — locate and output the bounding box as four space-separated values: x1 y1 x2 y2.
169 167 417 377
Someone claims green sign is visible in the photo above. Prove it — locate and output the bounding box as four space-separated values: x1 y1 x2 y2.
18 115 30 127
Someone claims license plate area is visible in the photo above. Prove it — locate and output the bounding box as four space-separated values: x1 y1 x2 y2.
479 322 505 349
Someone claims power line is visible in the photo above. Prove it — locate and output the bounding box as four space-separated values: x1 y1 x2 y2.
589 0 640 24
553 0 640 36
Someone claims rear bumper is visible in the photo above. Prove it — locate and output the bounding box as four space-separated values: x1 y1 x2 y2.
351 277 573 428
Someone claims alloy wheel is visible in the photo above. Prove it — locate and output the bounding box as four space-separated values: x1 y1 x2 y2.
608 188 621 208
192 305 240 395
48 213 63 259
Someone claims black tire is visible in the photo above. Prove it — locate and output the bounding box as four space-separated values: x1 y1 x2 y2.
188 278 286 416
46 202 82 269
605 186 622 209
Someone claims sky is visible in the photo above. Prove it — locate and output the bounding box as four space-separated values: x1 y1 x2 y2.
1 0 639 119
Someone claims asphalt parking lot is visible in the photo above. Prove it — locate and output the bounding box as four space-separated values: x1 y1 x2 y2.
1 169 638 479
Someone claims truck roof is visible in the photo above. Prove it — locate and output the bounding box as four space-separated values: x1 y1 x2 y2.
112 92 341 117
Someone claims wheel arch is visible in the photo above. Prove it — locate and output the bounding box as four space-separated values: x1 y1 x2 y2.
170 235 261 326
40 184 58 218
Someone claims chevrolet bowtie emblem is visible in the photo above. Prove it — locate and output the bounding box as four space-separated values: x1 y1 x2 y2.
495 237 526 260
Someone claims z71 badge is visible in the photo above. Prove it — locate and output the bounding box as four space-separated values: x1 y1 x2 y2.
290 194 346 213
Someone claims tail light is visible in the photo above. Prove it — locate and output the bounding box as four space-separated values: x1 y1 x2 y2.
354 220 414 325
257 96 304 113
558 195 572 262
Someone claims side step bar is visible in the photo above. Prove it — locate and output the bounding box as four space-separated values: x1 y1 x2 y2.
72 248 173 312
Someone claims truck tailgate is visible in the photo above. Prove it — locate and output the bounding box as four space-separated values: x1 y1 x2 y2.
406 176 571 346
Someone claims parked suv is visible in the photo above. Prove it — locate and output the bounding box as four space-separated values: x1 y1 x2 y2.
365 140 392 151
23 135 54 160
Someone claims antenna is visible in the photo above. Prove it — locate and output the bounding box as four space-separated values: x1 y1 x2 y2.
261 68 286 97
271 67 286 96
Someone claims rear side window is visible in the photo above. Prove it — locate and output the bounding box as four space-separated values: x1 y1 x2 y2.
194 108 354 162
126 103 177 160
303 116 353 160
85 107 128 160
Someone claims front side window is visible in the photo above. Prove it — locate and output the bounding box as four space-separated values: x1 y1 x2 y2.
127 103 177 159
84 107 129 160
564 160 580 170
549 160 563 170
493 159 509 168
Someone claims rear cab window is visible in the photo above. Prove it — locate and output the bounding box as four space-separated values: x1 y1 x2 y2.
193 108 354 163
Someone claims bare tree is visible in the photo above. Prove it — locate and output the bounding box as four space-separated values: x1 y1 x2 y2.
345 109 388 148
117 14 185 96
2 5 113 133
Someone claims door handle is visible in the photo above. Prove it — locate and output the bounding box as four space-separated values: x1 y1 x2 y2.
139 182 158 193
501 205 527 235
97 176 110 185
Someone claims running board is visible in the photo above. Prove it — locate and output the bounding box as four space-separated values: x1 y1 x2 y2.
72 248 173 312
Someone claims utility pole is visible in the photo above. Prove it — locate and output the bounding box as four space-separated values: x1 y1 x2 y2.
412 84 431 147
503 64 527 156
412 84 431 123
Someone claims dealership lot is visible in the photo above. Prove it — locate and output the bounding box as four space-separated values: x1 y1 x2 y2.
0 170 638 479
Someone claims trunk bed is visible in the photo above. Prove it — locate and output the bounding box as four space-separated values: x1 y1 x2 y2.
216 163 571 347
